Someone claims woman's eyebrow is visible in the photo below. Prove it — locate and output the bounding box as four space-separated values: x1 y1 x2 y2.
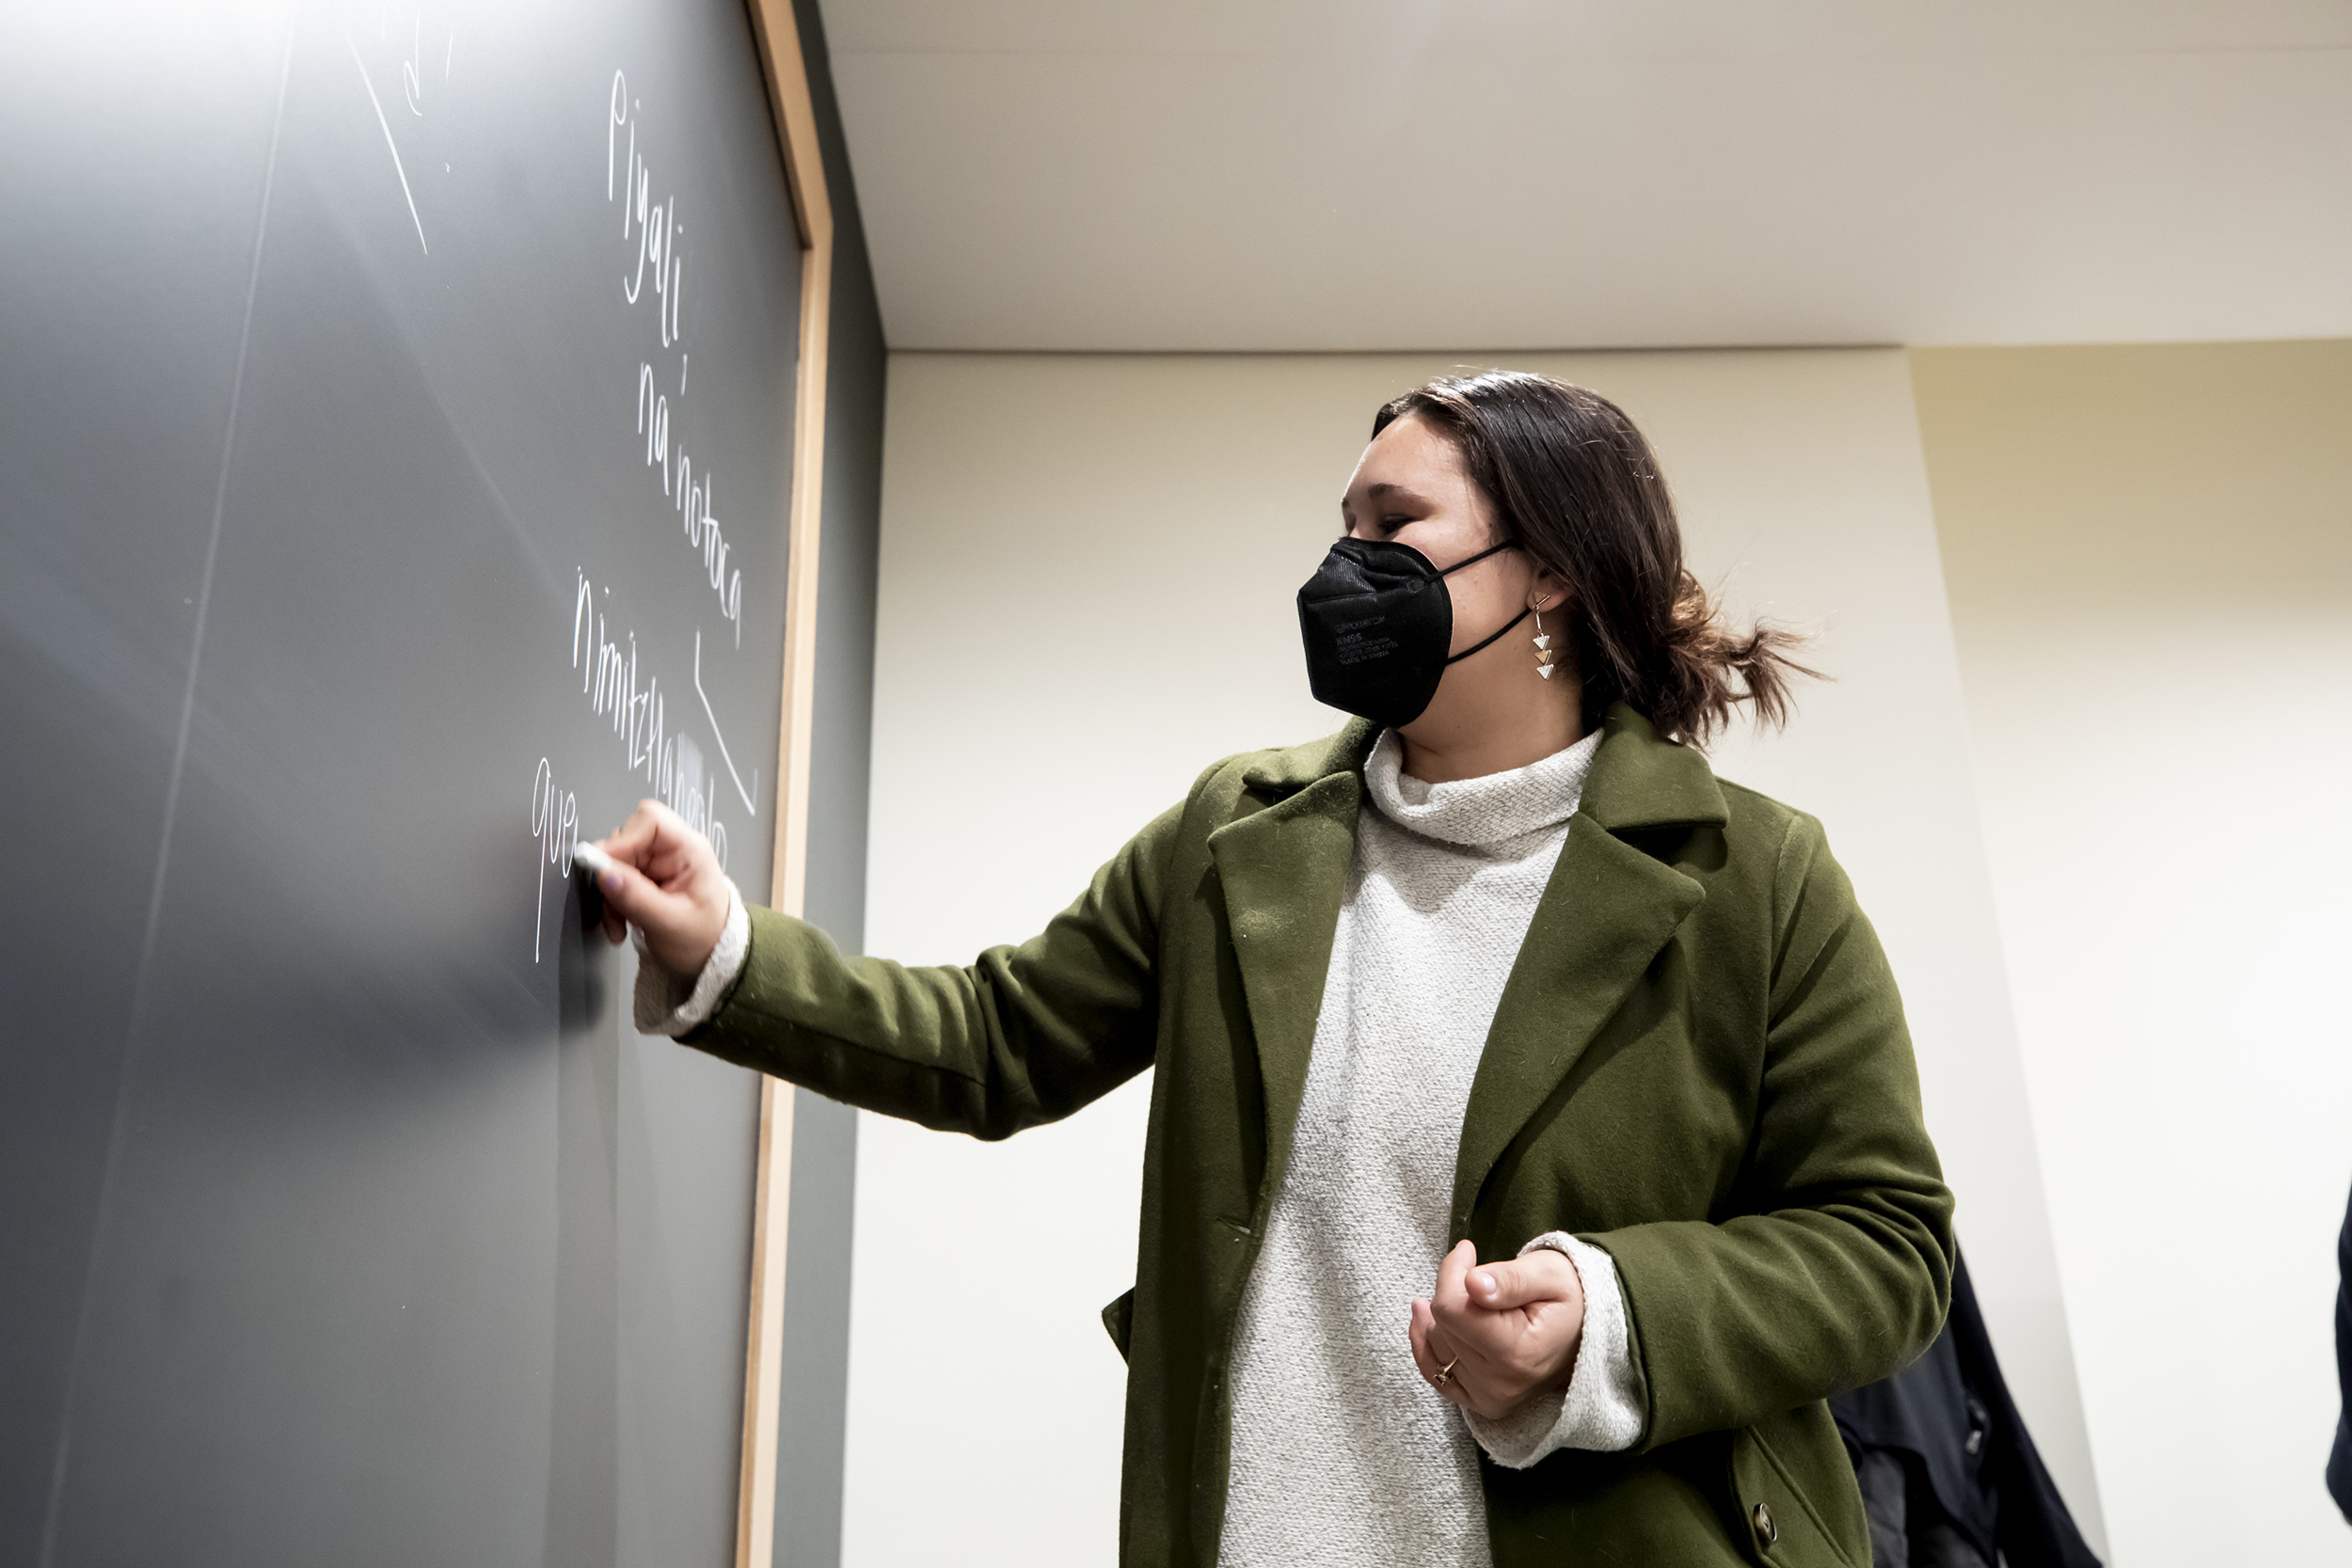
1363 482 1433 507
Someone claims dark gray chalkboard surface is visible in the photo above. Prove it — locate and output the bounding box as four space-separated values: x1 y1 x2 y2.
0 2 819 1562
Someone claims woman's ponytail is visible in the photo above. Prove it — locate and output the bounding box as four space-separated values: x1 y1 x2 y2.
1644 568 1815 745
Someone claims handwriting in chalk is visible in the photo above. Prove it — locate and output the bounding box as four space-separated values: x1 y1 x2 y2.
609 71 744 648
570 568 738 857
637 363 742 639
529 757 580 963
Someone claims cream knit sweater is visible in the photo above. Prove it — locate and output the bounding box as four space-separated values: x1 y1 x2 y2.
1216 729 1641 1568
642 733 1643 1565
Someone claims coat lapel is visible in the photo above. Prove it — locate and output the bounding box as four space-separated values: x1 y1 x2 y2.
1206 723 1376 1188
1447 705 1726 1233
1206 706 1729 1230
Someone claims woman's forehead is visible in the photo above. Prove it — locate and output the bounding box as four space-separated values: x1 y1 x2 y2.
1346 416 1470 499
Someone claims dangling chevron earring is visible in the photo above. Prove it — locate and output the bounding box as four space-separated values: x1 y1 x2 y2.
1533 597 1558 679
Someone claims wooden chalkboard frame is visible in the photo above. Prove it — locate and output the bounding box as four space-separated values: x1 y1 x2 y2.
737 1 832 1563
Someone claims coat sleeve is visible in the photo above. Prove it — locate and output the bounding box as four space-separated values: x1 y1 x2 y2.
680 800 1185 1140
1585 813 1957 1450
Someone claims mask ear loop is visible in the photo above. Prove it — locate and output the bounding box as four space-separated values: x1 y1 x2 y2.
1442 603 1532 666
1433 539 1517 579
1437 541 1533 666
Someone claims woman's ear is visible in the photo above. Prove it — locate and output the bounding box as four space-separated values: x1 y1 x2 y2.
1528 564 1573 611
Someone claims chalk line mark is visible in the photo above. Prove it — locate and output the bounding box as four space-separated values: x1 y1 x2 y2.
350 38 428 255
694 630 757 816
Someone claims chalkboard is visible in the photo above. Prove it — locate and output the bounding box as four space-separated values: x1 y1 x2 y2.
0 2 828 1563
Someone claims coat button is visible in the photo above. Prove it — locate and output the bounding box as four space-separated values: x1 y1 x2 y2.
1752 1501 1777 1544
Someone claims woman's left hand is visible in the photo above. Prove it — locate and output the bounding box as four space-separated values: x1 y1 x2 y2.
1408 1239 1586 1421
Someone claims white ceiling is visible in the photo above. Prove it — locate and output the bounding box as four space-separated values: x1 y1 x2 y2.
817 1 2352 352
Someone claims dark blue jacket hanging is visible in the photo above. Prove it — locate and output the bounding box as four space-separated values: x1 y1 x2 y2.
2329 1180 2351 1521
1831 1252 2101 1568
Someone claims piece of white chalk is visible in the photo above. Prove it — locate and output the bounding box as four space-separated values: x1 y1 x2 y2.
571 840 618 879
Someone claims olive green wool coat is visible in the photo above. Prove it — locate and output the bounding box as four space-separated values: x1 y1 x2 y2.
686 705 1955 1567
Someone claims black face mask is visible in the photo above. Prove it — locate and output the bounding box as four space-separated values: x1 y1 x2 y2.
1295 537 1529 729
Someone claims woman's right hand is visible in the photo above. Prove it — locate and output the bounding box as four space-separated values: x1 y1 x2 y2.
1408 1239 1586 1422
591 799 732 977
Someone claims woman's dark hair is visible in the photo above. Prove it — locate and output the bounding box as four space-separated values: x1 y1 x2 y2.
1375 370 1814 747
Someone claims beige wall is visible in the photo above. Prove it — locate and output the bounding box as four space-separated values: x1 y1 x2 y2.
844 348 2100 1563
1915 341 2352 1567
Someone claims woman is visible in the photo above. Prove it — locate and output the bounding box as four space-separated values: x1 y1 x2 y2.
594 371 1953 1566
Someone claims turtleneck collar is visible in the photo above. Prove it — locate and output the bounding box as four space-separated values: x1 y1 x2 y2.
1363 728 1603 849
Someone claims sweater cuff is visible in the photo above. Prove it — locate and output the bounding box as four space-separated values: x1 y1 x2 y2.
632 881 748 1037
1462 1232 1645 1468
